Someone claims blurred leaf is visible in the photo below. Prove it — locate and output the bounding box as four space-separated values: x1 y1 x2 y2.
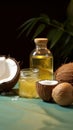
17 18 36 30
61 36 73 57
47 29 63 49
64 19 73 36
47 29 57 41
17 22 33 38
39 14 50 24
26 20 38 36
32 24 46 39
63 35 71 46
52 19 64 27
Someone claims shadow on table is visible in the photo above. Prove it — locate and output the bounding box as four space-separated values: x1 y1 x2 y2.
0 88 19 97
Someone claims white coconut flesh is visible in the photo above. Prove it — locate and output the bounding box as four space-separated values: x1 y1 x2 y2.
39 80 58 86
0 57 17 84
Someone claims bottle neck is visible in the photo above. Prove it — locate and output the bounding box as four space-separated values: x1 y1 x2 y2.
36 43 47 50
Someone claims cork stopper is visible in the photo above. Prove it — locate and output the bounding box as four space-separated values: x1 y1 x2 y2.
34 38 48 45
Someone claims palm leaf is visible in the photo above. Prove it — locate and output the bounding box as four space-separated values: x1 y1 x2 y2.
61 36 73 57
39 14 50 24
63 35 71 46
17 22 33 38
26 19 38 36
47 29 63 49
17 18 36 30
32 24 46 39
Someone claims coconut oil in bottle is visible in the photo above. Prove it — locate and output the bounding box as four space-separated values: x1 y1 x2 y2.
30 38 53 80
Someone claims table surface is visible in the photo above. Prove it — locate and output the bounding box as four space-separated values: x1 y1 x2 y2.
0 87 73 130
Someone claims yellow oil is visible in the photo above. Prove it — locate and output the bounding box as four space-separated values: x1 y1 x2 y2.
18 69 39 98
30 55 53 80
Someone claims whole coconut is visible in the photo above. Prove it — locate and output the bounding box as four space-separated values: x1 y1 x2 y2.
52 82 73 106
55 62 73 86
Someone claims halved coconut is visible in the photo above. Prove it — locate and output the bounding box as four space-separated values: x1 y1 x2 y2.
36 80 58 102
0 56 20 92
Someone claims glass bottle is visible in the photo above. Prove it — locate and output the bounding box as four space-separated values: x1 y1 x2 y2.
30 38 53 80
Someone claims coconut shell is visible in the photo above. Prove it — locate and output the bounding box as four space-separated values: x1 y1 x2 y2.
36 80 58 102
55 62 73 86
0 57 20 92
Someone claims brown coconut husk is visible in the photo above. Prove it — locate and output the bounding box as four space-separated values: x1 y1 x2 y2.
52 82 73 106
55 62 73 86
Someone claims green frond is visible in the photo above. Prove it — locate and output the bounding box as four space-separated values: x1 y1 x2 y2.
32 24 46 40
47 29 63 49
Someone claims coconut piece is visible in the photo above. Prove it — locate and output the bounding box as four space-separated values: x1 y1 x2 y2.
52 82 73 106
0 56 20 92
36 80 58 102
55 62 73 86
